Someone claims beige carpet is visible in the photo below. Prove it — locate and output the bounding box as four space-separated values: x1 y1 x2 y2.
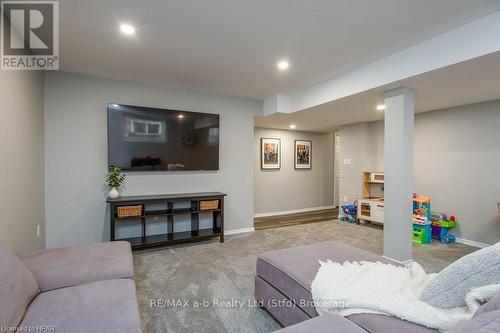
133 220 476 333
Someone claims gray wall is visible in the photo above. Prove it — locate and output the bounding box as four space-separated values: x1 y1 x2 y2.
0 70 45 253
44 72 261 248
254 128 334 214
338 122 379 204
339 100 500 245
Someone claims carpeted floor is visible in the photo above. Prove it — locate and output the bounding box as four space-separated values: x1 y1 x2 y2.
133 220 476 333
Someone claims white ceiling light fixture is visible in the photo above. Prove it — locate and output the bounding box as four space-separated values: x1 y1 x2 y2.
289 124 296 129
376 104 386 111
277 60 290 72
119 23 136 36
178 114 184 119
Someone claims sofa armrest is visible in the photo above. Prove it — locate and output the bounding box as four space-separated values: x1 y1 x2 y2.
273 314 368 333
19 241 134 292
474 292 500 317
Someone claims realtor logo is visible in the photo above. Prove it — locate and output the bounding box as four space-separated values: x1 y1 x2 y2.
1 0 59 70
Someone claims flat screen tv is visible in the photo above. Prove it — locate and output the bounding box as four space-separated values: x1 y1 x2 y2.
107 104 219 171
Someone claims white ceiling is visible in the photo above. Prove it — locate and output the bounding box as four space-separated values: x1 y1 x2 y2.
58 0 500 99
254 51 500 133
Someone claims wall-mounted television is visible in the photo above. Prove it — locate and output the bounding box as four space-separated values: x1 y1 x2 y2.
107 104 220 171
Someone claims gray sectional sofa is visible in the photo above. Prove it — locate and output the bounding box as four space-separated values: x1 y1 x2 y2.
255 240 500 333
1 241 142 333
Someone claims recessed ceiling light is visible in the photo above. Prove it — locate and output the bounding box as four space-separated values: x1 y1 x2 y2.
178 114 184 119
277 60 290 71
289 124 296 129
376 104 386 111
119 23 135 36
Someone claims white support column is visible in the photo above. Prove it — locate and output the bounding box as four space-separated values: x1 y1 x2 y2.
383 87 414 263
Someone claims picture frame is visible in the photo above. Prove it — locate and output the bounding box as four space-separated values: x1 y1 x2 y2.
294 140 312 169
261 138 281 170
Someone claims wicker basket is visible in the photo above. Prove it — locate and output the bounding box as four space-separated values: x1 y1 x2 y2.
116 205 143 218
199 200 219 211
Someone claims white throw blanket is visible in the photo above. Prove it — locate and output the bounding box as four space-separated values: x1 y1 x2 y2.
311 260 500 331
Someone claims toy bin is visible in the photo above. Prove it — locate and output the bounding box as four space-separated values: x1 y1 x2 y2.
340 204 357 224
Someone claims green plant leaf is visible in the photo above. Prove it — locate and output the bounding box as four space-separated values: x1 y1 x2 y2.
105 165 126 188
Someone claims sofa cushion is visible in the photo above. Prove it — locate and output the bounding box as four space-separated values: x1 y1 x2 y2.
273 313 368 333
347 313 437 333
19 279 142 333
419 242 500 308
19 241 134 292
256 241 396 317
447 309 500 333
0 246 40 329
255 275 311 327
474 292 500 318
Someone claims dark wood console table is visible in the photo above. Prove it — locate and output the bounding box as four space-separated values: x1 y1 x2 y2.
107 192 226 250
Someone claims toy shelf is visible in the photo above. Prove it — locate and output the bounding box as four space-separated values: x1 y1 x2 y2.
361 171 384 199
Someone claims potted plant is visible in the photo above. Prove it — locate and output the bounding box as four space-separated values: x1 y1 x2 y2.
105 165 125 199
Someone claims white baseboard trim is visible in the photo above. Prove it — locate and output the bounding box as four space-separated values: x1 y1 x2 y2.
254 205 337 218
382 238 489 264
383 256 414 266
455 238 490 248
224 227 255 236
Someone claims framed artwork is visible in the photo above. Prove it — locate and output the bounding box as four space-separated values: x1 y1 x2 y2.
261 138 281 170
294 140 312 169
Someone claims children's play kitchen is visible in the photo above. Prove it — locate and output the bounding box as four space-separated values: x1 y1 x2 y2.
354 171 457 244
356 171 385 224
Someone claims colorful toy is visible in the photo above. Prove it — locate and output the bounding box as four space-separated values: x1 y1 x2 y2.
411 196 457 244
413 225 431 244
431 214 457 244
340 204 358 224
412 194 432 243
413 194 431 225
430 212 446 221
